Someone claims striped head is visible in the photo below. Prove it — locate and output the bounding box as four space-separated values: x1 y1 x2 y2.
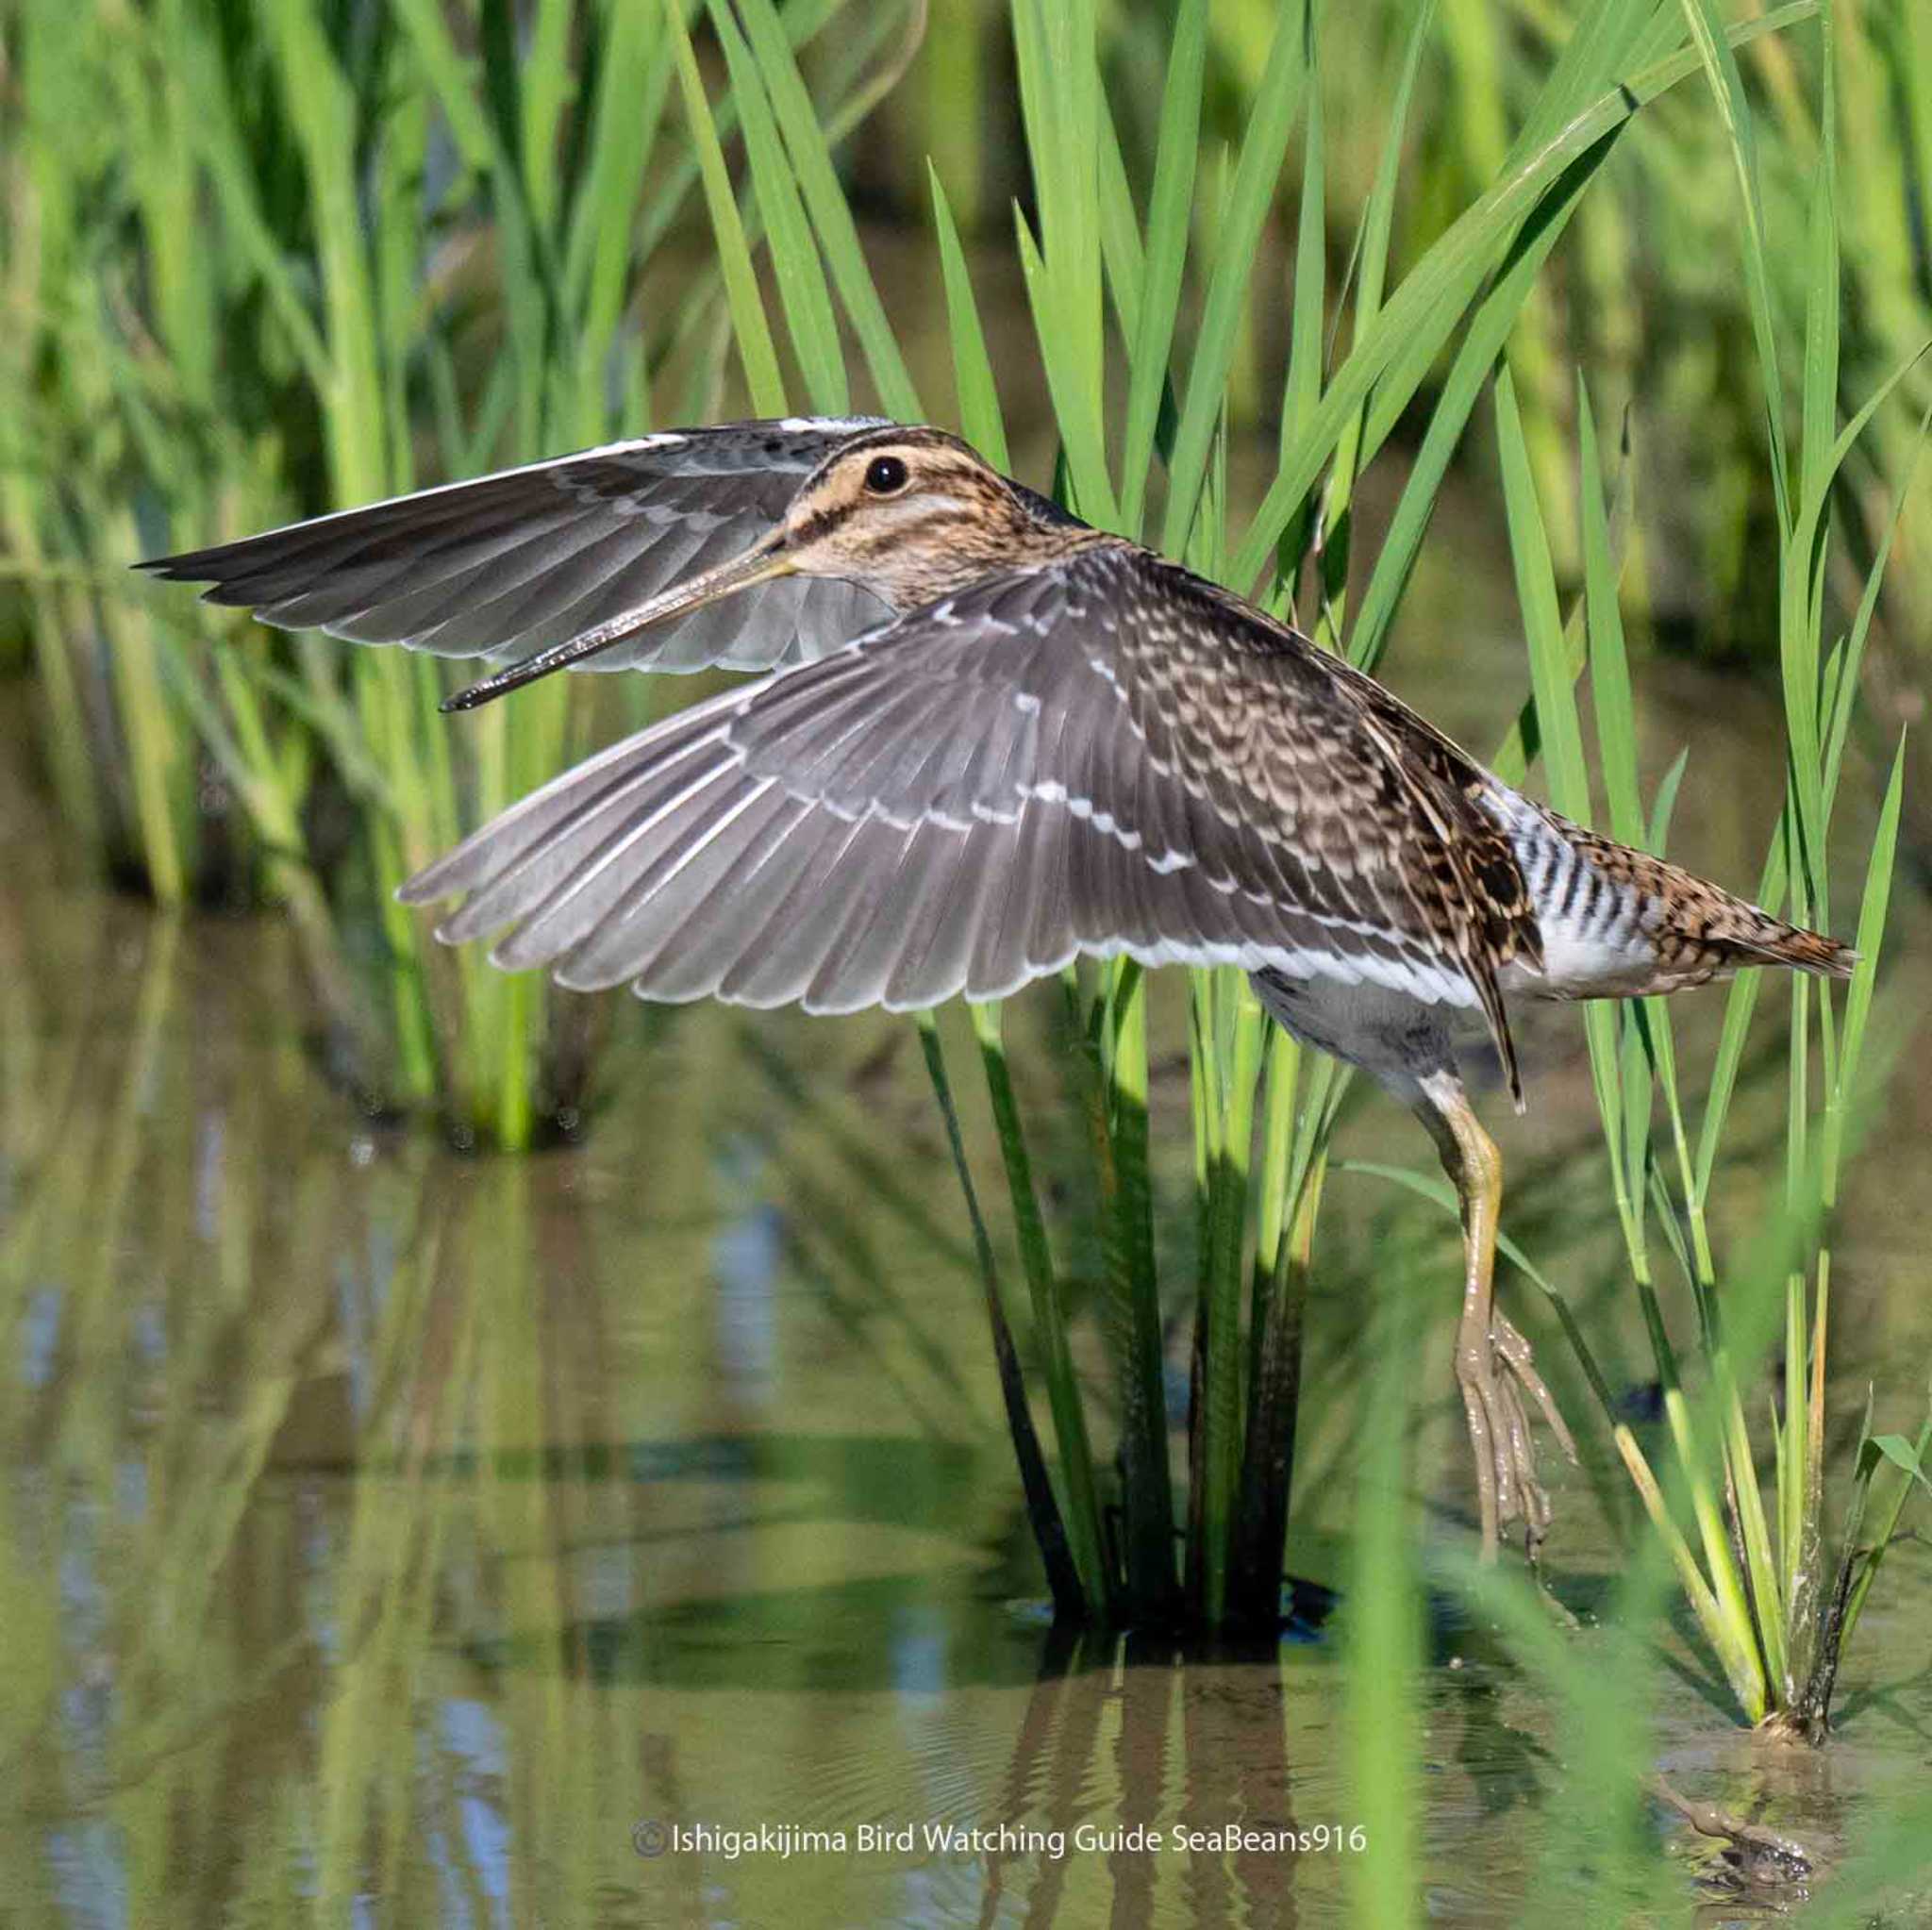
777 426 1094 611
438 425 1100 710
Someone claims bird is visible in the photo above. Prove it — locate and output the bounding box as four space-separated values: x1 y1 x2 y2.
140 414 1856 1560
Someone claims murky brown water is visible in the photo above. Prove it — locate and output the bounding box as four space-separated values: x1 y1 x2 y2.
4 624 1930 1925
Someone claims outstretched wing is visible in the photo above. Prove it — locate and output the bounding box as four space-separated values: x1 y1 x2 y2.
137 417 894 675
399 545 1528 1049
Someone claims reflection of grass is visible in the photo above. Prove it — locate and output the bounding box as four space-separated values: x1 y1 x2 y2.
2 890 1929 1922
6 6 1932 1925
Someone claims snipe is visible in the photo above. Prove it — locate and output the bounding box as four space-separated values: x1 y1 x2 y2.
142 416 1854 1560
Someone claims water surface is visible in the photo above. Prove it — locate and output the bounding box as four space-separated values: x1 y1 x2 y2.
3 643 1929 1927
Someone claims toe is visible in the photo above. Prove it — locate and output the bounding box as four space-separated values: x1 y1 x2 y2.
1493 1315 1578 1462
1458 1373 1502 1558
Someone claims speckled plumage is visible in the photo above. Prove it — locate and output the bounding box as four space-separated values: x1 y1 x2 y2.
391 540 1553 1029
142 415 1855 1560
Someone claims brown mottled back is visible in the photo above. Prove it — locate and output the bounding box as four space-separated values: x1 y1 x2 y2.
1110 557 1546 1098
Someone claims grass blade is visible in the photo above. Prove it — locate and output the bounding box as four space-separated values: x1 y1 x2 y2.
708 0 848 410
733 0 923 419
1232 2 1822 591
1118 0 1208 536
928 167 1009 467
1158 3 1308 557
664 0 787 417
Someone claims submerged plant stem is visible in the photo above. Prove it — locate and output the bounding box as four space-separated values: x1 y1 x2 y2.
970 999 1112 1616
916 1011 1086 1621
1091 962 1181 1625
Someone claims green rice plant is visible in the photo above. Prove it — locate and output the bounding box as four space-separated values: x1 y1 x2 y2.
873 0 1932 666
8 2 1929 1153
0 0 923 1143
1477 2 1926 1729
8 0 1916 1672
665 0 1866 1637
2 1 202 902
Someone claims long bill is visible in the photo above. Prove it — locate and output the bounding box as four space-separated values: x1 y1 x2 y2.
440 531 796 713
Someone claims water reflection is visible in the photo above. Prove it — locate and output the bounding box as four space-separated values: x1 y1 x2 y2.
5 715 1932 1925
0 887 1356 1925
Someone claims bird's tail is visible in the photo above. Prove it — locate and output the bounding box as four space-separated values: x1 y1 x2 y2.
1604 850 1857 990
1713 912 1857 980
1494 797 1858 998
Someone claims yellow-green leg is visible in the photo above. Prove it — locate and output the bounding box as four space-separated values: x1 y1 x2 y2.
1415 1068 1576 1560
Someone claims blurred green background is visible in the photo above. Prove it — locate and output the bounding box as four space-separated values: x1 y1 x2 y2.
4 1 1932 1922
5 0 1929 1139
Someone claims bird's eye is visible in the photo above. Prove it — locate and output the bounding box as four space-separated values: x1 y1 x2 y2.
864 455 909 495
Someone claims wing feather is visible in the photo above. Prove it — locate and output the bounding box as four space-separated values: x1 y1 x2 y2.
709 815 880 1007
881 819 1009 1009
802 821 946 1012
139 418 895 676
397 545 1531 1046
486 760 754 973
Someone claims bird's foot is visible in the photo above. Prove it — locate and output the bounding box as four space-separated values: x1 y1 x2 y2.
1457 1309 1577 1564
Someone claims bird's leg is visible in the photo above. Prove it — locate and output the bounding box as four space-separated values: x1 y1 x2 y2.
1412 1068 1575 1561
